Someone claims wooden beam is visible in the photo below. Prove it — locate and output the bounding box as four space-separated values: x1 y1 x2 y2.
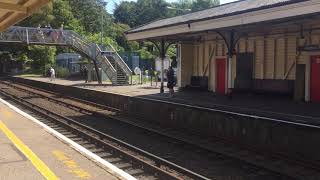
0 2 27 13
0 0 51 32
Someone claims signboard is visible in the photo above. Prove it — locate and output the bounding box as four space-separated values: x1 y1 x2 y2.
134 67 141 75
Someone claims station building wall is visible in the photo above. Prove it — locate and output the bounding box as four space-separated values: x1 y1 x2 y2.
179 21 320 101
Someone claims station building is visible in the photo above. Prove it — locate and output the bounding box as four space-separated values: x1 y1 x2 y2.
126 0 320 102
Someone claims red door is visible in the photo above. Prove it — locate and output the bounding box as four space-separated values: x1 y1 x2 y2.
311 56 320 102
216 58 226 94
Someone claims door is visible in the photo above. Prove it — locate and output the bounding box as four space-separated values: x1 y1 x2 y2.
216 58 226 94
311 56 320 102
235 53 254 90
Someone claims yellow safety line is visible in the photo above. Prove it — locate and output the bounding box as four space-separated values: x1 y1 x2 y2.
0 120 59 180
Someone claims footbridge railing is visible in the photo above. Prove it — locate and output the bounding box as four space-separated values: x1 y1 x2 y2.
0 26 132 85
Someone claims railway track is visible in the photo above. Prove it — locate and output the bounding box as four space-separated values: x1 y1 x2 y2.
0 79 317 179
0 81 207 180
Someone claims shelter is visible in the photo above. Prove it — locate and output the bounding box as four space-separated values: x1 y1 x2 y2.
126 0 320 102
0 0 50 32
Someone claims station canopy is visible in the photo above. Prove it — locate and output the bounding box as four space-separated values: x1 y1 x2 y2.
0 0 50 32
126 0 320 41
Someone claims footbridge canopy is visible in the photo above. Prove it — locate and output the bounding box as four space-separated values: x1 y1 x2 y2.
0 0 50 32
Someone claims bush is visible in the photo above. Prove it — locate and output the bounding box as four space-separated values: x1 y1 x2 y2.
55 66 70 78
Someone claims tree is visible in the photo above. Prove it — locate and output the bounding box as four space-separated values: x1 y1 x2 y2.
170 0 193 15
171 0 220 13
27 46 56 71
114 1 138 27
135 0 170 26
191 0 220 12
114 0 171 27
108 23 132 51
68 0 112 34
51 0 84 33
86 33 123 51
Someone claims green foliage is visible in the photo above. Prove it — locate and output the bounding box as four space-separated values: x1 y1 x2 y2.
0 52 13 62
137 47 154 60
51 0 84 33
55 66 70 78
87 33 124 52
68 0 112 34
114 0 171 27
108 23 132 51
17 53 29 63
167 46 177 58
27 46 56 70
114 1 138 27
114 0 220 27
191 0 220 12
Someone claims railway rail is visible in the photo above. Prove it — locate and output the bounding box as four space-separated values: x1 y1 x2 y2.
0 79 318 179
0 81 207 180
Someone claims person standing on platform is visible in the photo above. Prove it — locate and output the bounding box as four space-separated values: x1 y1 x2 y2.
166 66 175 97
83 66 88 83
150 68 154 86
50 67 55 81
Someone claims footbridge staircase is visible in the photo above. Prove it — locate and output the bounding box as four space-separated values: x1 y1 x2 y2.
0 26 132 85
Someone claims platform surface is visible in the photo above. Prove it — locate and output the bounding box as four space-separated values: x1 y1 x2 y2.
0 99 120 180
20 76 320 123
21 76 175 96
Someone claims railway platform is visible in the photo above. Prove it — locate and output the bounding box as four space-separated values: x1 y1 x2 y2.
20 76 320 122
0 98 126 180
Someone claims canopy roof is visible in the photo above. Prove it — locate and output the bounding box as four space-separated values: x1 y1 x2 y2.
0 0 50 32
126 0 320 41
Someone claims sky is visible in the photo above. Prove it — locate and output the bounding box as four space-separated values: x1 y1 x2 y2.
106 0 238 13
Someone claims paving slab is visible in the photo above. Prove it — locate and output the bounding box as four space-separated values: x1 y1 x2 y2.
0 99 121 180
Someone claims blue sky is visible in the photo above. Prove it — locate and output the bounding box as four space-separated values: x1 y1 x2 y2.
107 0 238 13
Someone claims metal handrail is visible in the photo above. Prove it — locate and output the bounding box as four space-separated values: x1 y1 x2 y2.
107 44 132 77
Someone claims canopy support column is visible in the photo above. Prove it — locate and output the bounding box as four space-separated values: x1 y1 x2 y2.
160 39 165 93
216 29 243 96
150 39 175 93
